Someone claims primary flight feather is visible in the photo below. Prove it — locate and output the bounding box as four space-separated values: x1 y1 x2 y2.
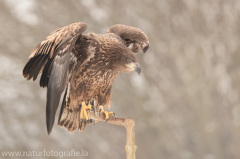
23 22 149 134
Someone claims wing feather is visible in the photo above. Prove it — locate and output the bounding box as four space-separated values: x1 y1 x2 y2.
22 22 87 134
32 54 48 81
46 52 71 134
23 54 44 80
40 57 54 87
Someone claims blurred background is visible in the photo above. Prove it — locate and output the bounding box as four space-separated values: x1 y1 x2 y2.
1 0 240 159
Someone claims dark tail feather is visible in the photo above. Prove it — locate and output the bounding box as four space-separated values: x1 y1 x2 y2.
58 86 93 133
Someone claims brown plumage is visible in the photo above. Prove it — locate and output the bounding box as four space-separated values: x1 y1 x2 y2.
22 22 149 134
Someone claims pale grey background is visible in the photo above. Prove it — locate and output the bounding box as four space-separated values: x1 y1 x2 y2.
0 0 240 159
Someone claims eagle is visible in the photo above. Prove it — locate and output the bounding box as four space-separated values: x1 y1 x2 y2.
23 22 149 134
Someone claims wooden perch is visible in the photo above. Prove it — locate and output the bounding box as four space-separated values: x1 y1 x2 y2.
89 111 137 159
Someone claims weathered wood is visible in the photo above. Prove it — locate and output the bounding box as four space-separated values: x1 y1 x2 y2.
89 112 137 159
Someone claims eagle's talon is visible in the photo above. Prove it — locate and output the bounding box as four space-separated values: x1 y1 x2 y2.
98 105 115 122
109 112 115 116
108 111 115 116
80 101 93 121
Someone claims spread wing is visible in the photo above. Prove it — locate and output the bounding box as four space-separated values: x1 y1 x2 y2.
106 24 150 53
22 22 87 134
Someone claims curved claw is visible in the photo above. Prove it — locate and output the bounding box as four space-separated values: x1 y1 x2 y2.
91 105 95 113
105 118 108 123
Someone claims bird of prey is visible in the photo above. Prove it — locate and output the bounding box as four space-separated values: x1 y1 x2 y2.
23 22 149 134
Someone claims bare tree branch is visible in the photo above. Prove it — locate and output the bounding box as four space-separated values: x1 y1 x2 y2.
89 111 137 159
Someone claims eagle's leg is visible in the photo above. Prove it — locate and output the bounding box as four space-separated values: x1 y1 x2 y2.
80 101 93 121
98 105 115 122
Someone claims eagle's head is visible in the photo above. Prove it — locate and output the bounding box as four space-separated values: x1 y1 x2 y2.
116 49 141 75
104 24 150 74
94 33 142 75
107 40 141 75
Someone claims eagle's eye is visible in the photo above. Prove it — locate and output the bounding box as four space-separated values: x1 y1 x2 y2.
125 39 131 44
127 59 132 63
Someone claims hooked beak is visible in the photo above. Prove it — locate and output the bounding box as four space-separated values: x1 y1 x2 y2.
134 63 141 75
142 42 150 53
